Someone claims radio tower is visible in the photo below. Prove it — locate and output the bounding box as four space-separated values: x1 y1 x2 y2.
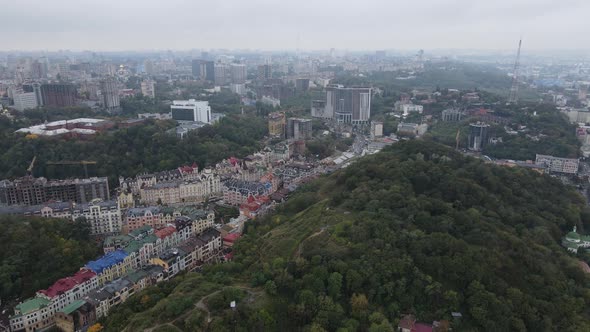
508 39 522 104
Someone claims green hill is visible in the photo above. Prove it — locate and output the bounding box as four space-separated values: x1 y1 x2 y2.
102 141 590 331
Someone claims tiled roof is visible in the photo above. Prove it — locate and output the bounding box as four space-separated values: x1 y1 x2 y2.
85 250 128 274
38 269 96 298
155 226 177 239
14 297 51 315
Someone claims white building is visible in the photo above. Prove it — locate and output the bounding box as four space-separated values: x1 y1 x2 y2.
371 121 383 138
261 95 280 107
72 200 122 235
399 103 423 116
171 99 211 123
535 154 579 174
140 169 221 205
141 80 155 98
230 83 246 96
13 92 38 111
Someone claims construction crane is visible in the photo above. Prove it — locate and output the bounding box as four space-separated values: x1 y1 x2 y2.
26 156 36 176
508 39 522 104
46 160 97 178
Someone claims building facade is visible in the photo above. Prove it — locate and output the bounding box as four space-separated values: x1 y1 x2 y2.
535 154 579 174
171 99 211 123
268 112 286 138
41 84 77 108
322 85 372 124
0 176 110 206
286 118 312 140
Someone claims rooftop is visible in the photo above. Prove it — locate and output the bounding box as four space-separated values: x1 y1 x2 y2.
155 226 177 239
14 297 51 315
86 250 128 274
59 300 86 315
38 269 96 298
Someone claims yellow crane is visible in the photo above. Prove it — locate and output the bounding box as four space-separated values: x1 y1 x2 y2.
46 160 97 178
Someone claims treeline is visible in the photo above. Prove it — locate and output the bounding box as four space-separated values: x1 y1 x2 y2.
0 216 100 301
0 114 268 184
103 141 590 331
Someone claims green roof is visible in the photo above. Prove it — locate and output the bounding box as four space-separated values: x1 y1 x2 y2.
124 234 158 254
126 269 148 283
60 300 86 315
15 297 51 315
104 234 132 246
566 231 581 241
129 225 153 237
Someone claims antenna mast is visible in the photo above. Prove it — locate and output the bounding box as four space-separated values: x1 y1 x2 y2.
508 39 522 104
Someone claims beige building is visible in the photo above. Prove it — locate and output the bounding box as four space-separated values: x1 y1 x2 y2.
268 112 286 138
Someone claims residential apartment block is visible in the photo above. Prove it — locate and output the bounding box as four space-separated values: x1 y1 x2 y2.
139 169 221 205
0 199 122 235
0 176 110 206
535 154 579 174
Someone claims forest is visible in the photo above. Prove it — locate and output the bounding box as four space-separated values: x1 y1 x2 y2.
0 114 268 184
101 141 590 331
426 103 580 160
0 216 100 301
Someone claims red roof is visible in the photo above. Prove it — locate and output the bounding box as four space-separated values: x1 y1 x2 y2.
155 226 177 239
414 323 433 332
229 157 239 166
223 233 241 243
224 252 234 260
38 269 96 298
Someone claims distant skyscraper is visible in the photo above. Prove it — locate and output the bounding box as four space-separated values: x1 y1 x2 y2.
141 80 156 98
214 63 229 86
230 64 247 84
199 60 215 81
191 59 201 78
41 83 77 108
144 59 154 75
321 85 371 124
468 122 489 151
100 78 120 111
257 64 271 81
295 78 310 92
287 118 313 140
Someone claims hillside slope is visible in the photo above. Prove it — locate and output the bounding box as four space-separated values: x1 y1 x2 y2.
104 141 590 331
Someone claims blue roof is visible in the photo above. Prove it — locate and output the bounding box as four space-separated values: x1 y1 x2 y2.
85 250 128 274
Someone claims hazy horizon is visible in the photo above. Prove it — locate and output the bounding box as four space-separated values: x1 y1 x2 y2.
3 0 590 52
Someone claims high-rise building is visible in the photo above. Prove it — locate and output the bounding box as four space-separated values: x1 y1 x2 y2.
199 60 215 81
468 122 489 151
230 63 247 84
41 84 77 108
191 59 201 78
214 63 229 86
257 64 271 81
171 99 211 123
320 85 371 124
141 80 156 98
100 78 120 111
268 112 286 138
13 91 38 111
30 60 46 79
144 59 154 75
295 78 310 92
287 118 313 140
311 100 329 118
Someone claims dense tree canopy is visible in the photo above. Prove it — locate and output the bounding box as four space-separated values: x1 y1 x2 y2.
103 141 590 331
0 114 268 184
0 216 100 301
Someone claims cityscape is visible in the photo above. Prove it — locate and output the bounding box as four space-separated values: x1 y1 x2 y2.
2 1 590 332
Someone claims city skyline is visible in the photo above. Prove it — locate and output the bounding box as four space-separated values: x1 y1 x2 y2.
3 0 590 51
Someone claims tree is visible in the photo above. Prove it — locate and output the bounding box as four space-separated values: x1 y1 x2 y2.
87 323 103 332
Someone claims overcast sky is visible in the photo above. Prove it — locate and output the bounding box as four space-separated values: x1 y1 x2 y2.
3 0 589 51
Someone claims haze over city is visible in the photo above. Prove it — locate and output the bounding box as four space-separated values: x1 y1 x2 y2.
3 0 590 51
